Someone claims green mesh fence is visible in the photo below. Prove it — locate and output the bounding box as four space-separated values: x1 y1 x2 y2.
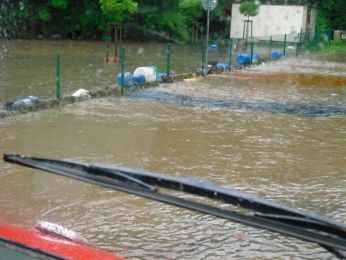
0 54 56 104
0 29 334 107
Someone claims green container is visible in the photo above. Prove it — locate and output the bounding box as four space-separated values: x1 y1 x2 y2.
149 66 160 80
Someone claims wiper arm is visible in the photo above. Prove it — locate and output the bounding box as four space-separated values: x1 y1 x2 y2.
3 154 346 259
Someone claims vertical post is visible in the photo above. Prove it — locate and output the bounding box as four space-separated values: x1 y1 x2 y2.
299 27 303 50
242 20 246 39
283 34 287 56
166 43 171 77
228 38 233 70
297 28 303 57
106 40 109 62
268 35 272 61
120 47 125 94
56 54 61 100
201 43 206 74
250 40 254 64
114 25 118 61
204 0 211 76
106 25 110 63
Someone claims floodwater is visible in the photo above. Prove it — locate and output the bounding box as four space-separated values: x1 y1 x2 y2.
1 41 346 259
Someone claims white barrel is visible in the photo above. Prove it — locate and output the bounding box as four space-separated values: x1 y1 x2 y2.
133 67 157 82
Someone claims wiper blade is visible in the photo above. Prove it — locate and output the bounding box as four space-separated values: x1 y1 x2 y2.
3 154 346 258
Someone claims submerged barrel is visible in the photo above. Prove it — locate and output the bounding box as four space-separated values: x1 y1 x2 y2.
134 67 157 82
149 66 161 80
158 72 167 80
271 51 283 60
210 44 218 52
216 63 229 72
116 72 134 87
252 53 261 63
236 53 251 65
133 74 145 85
4 95 40 110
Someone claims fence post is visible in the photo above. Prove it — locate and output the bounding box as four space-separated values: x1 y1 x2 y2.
166 43 171 77
296 29 303 57
250 40 254 64
299 27 303 51
283 34 287 56
56 54 61 100
228 38 233 70
120 47 125 94
201 43 206 74
269 36 272 61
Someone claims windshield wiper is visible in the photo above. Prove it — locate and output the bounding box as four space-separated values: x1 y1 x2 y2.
3 154 346 259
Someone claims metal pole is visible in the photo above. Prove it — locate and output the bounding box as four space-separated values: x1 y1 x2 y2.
114 25 118 61
201 43 206 74
166 43 171 77
204 0 210 76
228 38 233 70
106 25 110 63
56 53 61 100
299 27 303 51
120 47 125 94
269 35 272 61
250 40 254 64
283 34 287 56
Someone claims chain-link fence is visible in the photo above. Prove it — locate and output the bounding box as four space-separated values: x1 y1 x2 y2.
0 29 335 106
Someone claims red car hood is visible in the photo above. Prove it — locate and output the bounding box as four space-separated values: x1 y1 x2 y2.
0 221 123 260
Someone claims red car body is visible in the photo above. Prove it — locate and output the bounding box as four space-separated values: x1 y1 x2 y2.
0 221 124 260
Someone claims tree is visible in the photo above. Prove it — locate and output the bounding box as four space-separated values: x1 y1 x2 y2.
99 0 138 22
239 0 259 39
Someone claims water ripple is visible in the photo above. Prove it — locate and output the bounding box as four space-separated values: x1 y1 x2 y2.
126 90 346 117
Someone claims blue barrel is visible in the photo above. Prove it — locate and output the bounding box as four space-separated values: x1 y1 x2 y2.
271 51 283 60
116 72 134 87
158 72 167 79
216 63 229 72
133 74 145 85
236 53 251 65
252 53 261 63
210 44 218 52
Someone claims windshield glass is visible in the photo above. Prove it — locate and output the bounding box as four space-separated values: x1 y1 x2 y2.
0 0 345 259
0 238 63 260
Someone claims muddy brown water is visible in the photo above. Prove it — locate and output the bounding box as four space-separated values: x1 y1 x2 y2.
0 41 346 259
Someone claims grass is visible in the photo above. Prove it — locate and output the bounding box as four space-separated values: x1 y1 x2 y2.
320 39 346 53
312 39 346 62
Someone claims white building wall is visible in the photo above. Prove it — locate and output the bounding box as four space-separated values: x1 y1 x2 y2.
230 4 307 41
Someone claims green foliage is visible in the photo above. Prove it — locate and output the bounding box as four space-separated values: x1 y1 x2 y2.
179 0 203 25
179 0 199 9
38 7 52 21
141 10 190 41
51 0 68 10
315 39 346 56
315 0 346 30
2 0 345 41
99 0 137 21
239 0 258 18
316 10 331 30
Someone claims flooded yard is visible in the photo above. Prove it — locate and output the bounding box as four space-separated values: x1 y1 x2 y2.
0 41 345 259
